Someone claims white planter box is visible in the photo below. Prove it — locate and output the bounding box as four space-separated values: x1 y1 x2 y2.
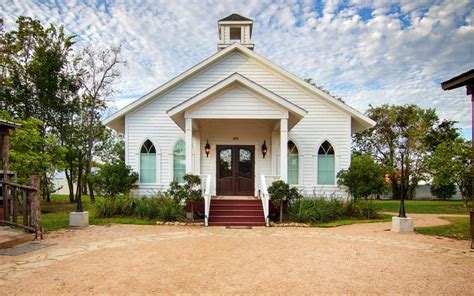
69 211 89 228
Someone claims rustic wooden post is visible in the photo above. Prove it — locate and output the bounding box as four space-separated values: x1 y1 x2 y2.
22 189 27 226
2 133 9 221
12 186 17 223
30 175 42 239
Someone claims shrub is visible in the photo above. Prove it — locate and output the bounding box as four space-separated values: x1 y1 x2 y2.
268 180 302 222
95 194 185 221
337 154 387 200
157 197 186 221
346 200 381 219
168 174 203 221
92 161 139 196
288 199 316 223
430 183 457 200
95 195 136 218
134 196 162 219
287 197 382 224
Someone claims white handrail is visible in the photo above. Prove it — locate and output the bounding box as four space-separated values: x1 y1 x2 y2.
260 175 280 226
201 175 212 227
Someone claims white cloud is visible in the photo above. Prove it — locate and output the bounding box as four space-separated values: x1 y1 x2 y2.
3 0 474 135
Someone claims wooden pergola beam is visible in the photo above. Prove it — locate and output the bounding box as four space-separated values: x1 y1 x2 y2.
440 68 474 249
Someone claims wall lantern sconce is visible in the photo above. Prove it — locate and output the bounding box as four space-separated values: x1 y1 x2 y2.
261 140 268 158
205 140 211 158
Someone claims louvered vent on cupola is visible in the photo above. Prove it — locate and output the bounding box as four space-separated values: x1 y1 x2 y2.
217 13 254 51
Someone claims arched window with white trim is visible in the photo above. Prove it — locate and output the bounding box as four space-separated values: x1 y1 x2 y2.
288 140 299 185
318 141 335 185
140 140 156 183
173 139 186 183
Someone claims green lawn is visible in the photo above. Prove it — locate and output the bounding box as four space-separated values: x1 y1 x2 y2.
314 214 392 228
415 217 471 240
374 200 471 215
40 195 155 232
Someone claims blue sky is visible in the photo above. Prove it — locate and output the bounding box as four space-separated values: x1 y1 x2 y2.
4 0 474 139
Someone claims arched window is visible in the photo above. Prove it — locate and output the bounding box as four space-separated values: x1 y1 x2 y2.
140 140 156 183
288 141 299 185
173 140 186 183
318 141 335 185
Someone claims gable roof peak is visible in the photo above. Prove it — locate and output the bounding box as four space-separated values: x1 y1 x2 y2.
218 13 252 22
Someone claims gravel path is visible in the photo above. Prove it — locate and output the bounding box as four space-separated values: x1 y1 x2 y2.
0 214 472 295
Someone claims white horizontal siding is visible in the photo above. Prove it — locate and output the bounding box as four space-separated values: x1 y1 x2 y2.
127 51 352 197
188 86 284 119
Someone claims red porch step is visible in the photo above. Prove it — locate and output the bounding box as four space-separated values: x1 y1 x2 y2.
208 198 265 227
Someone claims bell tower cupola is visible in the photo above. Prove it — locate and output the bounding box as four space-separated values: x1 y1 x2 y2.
218 14 254 51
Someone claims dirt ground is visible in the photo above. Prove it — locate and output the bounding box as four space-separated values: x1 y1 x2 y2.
0 214 472 295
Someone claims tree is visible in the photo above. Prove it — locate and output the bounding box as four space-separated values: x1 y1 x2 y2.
428 139 471 207
337 154 387 200
430 183 457 200
168 174 202 221
354 104 442 199
267 180 302 223
1 16 79 201
76 46 126 203
91 161 138 196
0 111 65 191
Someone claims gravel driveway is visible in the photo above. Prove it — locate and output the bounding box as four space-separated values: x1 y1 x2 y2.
0 215 472 295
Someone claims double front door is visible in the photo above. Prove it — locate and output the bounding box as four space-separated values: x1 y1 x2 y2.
216 145 255 196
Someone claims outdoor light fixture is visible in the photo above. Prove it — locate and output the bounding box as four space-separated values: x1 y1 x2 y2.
205 140 211 158
261 140 268 158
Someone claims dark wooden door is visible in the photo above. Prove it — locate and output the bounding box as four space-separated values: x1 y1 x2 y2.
216 145 255 196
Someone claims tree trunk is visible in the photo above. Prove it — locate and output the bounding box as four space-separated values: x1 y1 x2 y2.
65 169 74 203
191 202 194 222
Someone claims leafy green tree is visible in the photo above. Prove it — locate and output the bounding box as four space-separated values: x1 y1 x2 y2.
91 161 138 196
94 129 125 163
337 154 387 200
0 112 66 197
428 139 471 207
267 180 302 223
354 104 442 199
168 174 202 221
1 16 79 200
430 182 457 200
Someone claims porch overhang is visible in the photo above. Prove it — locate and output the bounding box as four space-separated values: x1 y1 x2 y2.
166 73 307 131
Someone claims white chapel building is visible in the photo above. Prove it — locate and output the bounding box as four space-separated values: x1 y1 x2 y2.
104 14 375 199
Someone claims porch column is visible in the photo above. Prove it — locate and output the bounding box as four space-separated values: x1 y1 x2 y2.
280 118 288 182
185 118 193 174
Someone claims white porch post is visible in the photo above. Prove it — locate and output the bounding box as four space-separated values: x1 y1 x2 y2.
185 118 193 174
280 118 288 182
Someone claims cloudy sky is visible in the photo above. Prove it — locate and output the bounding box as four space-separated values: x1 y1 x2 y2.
4 0 474 138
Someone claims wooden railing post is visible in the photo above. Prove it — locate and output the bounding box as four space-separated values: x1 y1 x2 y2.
22 189 27 226
2 133 10 221
30 175 42 239
12 186 17 223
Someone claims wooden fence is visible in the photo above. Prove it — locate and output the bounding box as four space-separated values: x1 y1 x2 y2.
0 175 42 239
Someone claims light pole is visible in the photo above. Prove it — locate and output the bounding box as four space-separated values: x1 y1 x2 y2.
398 144 407 218
76 144 83 212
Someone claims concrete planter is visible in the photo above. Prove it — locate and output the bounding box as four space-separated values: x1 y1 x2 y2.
69 211 89 228
391 216 414 233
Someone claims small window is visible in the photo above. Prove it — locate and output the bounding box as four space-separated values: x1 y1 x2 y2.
288 141 299 185
317 141 335 185
140 140 156 183
173 140 186 183
229 27 241 40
